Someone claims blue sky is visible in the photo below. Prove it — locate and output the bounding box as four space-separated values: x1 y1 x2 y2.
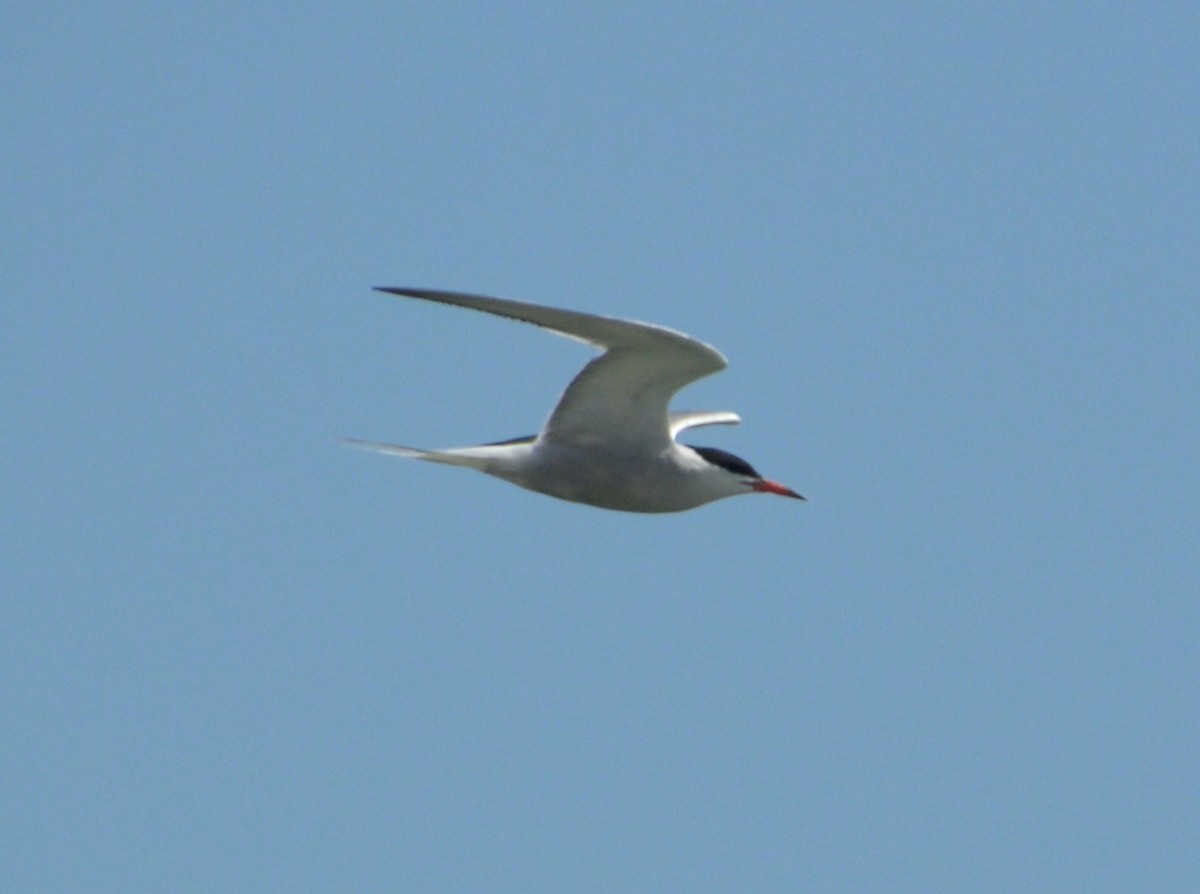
4 4 1198 892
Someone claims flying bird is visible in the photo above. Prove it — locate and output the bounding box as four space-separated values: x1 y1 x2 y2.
348 288 805 513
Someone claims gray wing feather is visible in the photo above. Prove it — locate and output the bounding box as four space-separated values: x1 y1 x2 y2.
376 288 729 448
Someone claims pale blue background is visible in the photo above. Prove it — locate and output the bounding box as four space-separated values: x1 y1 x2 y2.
4 5 1198 892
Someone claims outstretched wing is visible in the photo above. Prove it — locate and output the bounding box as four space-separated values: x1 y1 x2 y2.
668 411 741 439
376 288 729 449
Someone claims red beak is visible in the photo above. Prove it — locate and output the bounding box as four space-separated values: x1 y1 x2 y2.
752 479 806 500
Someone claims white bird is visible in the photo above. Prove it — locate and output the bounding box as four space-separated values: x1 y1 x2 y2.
348 288 805 513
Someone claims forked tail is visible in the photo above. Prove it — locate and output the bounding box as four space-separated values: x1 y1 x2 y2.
343 438 495 470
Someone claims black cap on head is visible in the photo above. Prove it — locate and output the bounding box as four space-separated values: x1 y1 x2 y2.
691 446 761 479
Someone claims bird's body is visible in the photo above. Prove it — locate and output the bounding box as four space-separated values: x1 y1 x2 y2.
349 288 804 512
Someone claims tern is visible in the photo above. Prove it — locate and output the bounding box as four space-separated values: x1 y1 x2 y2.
348 288 805 513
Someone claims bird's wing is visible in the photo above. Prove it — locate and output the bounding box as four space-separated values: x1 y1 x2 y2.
376 288 729 448
668 410 741 438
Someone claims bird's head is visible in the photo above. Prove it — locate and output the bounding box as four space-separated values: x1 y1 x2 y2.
690 446 806 502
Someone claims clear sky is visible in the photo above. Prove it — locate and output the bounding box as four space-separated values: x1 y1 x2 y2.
4 5 1198 892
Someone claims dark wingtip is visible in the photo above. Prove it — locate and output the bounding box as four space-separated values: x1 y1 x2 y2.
375 286 444 301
